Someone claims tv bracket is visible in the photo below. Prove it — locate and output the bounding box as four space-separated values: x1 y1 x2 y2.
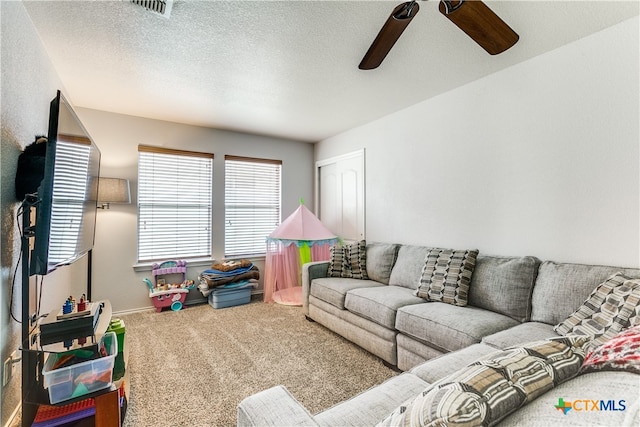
20 193 40 238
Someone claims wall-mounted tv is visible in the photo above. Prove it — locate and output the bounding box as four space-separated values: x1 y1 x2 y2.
30 91 101 275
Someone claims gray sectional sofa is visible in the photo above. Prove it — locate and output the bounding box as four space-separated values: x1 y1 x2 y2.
238 242 640 426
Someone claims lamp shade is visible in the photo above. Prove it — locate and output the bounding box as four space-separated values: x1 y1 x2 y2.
97 177 131 204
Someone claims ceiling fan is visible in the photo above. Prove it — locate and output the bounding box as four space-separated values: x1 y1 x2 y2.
359 0 519 70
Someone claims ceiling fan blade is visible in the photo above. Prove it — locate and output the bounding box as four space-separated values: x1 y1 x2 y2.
359 2 420 70
439 0 519 55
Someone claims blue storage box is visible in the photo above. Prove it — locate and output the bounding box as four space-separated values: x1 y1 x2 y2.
208 285 252 309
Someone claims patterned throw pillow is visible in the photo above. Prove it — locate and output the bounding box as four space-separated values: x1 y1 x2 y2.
554 272 640 348
415 248 478 306
328 240 368 280
581 325 640 374
377 336 591 427
328 245 346 277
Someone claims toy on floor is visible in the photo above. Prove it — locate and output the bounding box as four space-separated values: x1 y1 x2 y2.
144 260 195 312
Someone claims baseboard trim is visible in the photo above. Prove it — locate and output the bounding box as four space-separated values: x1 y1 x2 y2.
111 290 265 315
112 306 155 316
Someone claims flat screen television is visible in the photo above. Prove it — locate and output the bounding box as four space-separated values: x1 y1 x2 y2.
30 90 101 275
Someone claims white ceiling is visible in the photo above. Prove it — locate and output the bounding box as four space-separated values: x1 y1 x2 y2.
23 1 639 142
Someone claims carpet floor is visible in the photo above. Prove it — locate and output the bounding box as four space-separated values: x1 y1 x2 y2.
120 298 397 426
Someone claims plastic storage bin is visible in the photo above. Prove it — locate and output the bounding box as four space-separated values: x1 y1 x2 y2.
42 332 117 404
208 286 252 309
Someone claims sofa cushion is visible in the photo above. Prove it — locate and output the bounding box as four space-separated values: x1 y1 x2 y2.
581 324 640 374
310 277 383 310
315 373 430 427
345 286 424 329
388 245 432 290
328 240 368 279
396 334 448 371
308 297 399 364
378 336 591 427
468 255 540 322
237 385 319 427
396 303 520 353
530 261 640 325
415 248 479 307
309 296 398 342
409 343 499 384
554 272 640 348
365 243 400 285
482 322 559 349
498 371 640 427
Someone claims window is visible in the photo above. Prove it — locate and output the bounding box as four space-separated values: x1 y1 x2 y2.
224 155 281 257
137 145 213 262
49 139 92 264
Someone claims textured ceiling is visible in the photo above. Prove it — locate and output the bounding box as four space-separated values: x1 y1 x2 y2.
23 1 639 142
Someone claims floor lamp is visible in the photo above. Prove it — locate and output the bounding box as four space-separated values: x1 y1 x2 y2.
89 177 131 300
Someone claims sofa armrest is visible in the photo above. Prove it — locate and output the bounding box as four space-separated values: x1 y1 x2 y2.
237 385 319 427
302 261 329 315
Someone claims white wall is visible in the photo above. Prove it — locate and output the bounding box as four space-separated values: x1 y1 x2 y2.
74 109 315 313
316 16 640 268
0 2 85 424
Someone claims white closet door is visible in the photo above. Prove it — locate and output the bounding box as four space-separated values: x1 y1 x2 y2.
316 149 365 241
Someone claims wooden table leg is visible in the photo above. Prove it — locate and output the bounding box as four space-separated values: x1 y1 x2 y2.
94 389 121 427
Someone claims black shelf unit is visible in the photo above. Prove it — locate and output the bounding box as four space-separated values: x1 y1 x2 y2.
19 197 121 426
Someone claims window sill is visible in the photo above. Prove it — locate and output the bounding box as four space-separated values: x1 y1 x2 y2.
132 255 266 273
133 257 215 273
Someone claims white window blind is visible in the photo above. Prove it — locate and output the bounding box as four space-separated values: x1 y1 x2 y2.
224 156 281 257
48 139 91 264
138 146 213 262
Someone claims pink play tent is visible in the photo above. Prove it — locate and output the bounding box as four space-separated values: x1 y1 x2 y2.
264 202 338 305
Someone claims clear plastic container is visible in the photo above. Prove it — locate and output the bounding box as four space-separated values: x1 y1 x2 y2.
42 331 117 404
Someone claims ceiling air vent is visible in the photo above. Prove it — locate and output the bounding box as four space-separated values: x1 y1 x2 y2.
130 0 173 18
